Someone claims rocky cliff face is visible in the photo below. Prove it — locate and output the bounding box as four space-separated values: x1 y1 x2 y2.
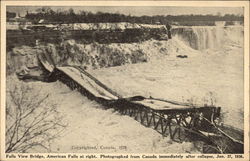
7 23 169 48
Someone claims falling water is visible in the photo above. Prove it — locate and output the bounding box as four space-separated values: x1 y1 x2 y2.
192 27 224 50
171 23 243 51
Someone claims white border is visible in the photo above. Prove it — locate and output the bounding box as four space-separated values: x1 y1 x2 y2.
1 1 249 161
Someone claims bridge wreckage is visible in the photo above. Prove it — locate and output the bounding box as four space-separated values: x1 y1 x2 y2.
13 22 243 153
23 50 243 154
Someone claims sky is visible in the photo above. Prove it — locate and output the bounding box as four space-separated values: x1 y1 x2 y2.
7 6 244 17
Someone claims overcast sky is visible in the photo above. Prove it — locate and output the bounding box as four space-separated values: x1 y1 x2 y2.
7 6 244 17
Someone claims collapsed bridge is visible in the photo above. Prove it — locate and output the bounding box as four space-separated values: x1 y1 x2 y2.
36 54 244 154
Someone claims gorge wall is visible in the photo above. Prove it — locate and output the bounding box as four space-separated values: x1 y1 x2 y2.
6 24 243 77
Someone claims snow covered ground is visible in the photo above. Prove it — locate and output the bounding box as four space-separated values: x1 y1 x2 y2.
88 33 244 130
7 25 244 153
30 34 243 153
27 81 199 153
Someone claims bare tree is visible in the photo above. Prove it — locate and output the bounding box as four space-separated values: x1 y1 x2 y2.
6 77 66 153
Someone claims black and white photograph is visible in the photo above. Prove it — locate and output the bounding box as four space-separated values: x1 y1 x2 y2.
1 0 249 160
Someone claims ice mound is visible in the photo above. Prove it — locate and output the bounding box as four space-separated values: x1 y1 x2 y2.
51 38 199 68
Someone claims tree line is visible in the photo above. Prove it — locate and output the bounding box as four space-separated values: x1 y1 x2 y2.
8 7 244 24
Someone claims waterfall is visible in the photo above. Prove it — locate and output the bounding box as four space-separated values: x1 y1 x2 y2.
171 25 243 51
192 27 222 50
